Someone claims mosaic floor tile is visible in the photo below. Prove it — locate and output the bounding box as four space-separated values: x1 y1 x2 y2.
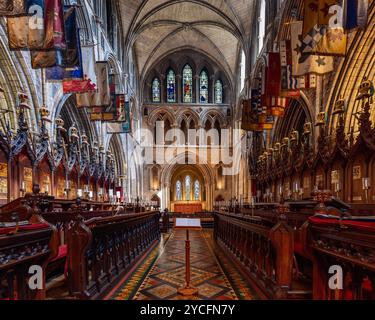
109 230 260 300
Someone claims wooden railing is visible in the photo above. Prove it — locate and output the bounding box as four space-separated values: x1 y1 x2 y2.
66 211 160 299
213 210 295 299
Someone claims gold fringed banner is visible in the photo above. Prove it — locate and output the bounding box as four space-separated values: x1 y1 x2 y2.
0 0 26 16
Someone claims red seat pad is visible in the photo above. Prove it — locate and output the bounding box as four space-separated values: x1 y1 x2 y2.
0 223 49 235
294 241 304 256
309 217 375 232
50 244 67 262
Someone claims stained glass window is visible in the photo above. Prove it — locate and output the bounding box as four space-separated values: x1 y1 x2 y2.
182 65 193 103
194 180 200 201
176 180 182 201
152 78 160 102
215 80 223 104
167 69 176 102
200 70 208 103
185 175 191 200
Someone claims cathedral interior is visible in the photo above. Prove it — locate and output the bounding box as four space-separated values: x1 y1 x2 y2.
0 0 375 302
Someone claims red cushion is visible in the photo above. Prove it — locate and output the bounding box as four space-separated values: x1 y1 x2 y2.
0 223 49 235
50 244 67 262
309 217 375 232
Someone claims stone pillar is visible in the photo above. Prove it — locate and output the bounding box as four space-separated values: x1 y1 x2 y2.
160 74 165 103
210 75 216 104
194 74 200 103
176 74 182 103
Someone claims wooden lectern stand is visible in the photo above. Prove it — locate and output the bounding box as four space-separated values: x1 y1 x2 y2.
174 218 202 296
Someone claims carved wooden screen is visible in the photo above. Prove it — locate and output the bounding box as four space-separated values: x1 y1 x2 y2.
350 156 366 203
0 151 7 204
371 156 375 203
19 153 33 195
330 160 344 200
55 165 66 199
69 169 78 200
302 171 312 199
39 159 51 195
315 167 325 190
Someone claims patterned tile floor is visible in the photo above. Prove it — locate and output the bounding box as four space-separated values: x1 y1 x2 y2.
108 230 261 300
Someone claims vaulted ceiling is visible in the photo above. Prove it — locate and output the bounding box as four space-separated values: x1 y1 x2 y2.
118 0 256 83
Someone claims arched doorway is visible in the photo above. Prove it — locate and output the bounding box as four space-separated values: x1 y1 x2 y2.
170 165 205 213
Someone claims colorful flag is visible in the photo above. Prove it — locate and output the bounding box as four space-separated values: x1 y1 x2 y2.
0 0 26 16
62 78 96 94
345 0 369 30
44 6 82 75
7 0 45 50
291 21 334 76
7 0 65 51
43 0 65 50
301 0 347 56
30 49 62 68
265 53 281 96
106 97 132 133
76 62 110 107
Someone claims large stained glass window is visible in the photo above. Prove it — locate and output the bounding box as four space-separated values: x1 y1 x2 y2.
176 180 182 201
194 180 200 201
167 69 176 102
215 80 223 104
200 70 208 103
185 175 191 200
152 78 160 102
182 65 193 103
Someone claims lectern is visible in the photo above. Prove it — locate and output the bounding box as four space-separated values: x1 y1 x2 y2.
174 218 202 296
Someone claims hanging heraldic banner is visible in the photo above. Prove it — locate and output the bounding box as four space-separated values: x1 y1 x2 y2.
106 98 132 134
45 5 83 78
301 0 347 56
290 21 334 76
7 0 66 51
76 62 110 107
0 0 26 16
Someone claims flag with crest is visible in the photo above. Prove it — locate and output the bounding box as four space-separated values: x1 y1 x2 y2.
301 0 347 56
291 21 334 76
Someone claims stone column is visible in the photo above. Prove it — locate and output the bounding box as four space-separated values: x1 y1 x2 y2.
210 75 216 104
176 74 182 103
194 74 200 104
160 74 165 103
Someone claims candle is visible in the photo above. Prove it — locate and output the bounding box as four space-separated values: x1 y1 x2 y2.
89 191 93 199
21 181 25 190
77 189 83 197
45 184 49 193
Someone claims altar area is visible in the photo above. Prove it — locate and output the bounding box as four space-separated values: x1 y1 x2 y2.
172 202 204 214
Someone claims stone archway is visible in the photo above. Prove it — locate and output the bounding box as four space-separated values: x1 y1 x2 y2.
159 152 214 211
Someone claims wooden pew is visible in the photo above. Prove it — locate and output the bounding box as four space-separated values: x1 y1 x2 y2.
66 211 161 299
301 214 375 300
213 207 302 299
0 196 58 300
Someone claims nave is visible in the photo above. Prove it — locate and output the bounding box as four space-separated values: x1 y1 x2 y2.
1 0 375 302
108 230 259 300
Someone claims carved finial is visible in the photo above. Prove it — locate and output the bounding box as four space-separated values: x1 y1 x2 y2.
312 190 332 215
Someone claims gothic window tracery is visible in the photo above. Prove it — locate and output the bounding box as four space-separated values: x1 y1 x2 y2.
167 69 176 102
176 180 182 201
182 65 193 103
200 70 209 103
215 80 223 104
152 78 161 103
